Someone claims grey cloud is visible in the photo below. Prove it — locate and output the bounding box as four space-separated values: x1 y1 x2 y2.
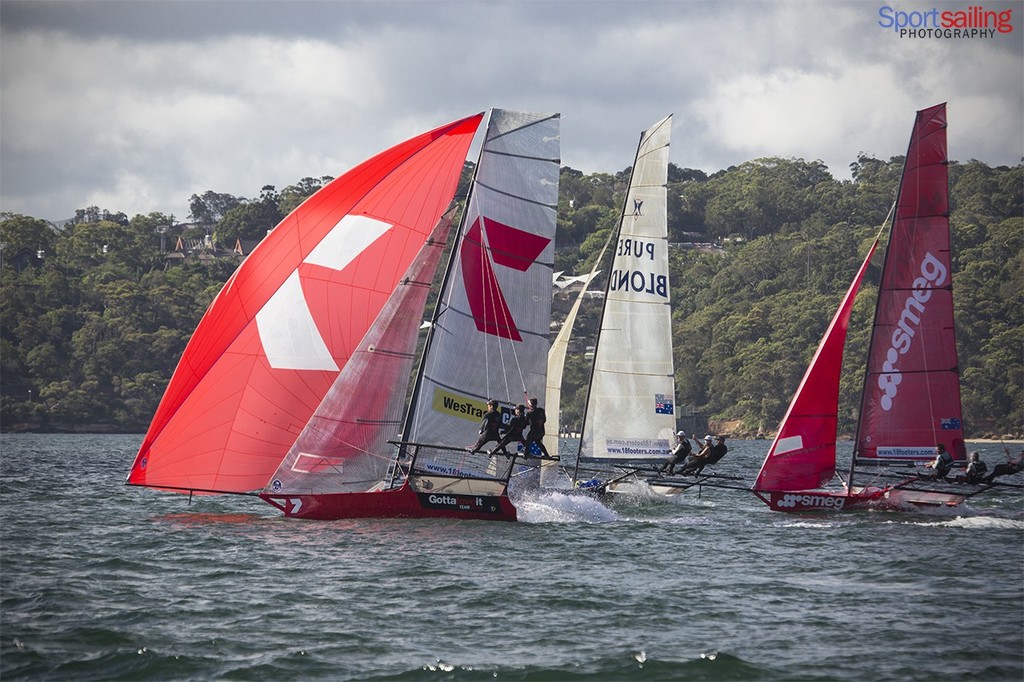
1 0 1021 222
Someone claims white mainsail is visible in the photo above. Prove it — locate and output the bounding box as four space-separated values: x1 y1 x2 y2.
579 115 675 465
406 110 561 452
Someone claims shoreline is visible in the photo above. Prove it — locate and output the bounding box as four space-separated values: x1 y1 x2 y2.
967 438 1024 445
5 429 1023 445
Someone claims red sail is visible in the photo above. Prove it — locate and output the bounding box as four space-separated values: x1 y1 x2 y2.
754 240 878 492
264 210 457 495
856 103 965 461
127 114 483 493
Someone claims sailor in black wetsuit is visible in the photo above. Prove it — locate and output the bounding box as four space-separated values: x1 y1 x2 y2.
984 453 1023 483
678 435 712 475
470 400 502 454
707 435 729 466
962 451 988 484
659 430 692 475
679 435 728 476
919 443 954 481
490 404 528 456
524 397 552 458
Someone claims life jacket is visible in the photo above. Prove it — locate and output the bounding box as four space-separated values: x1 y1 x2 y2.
966 459 987 480
707 443 728 465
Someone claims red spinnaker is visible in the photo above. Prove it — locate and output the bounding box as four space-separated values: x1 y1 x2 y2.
128 114 483 493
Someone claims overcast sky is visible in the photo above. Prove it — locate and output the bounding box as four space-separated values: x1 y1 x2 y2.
2 0 1022 222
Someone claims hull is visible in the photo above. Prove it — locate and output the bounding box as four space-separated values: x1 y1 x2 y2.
260 484 518 521
753 485 967 512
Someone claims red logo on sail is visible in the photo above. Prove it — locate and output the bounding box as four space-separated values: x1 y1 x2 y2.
460 216 550 341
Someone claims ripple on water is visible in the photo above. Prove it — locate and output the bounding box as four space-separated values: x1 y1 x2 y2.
2 435 1021 681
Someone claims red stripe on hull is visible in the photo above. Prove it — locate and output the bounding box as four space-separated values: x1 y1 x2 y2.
260 485 518 521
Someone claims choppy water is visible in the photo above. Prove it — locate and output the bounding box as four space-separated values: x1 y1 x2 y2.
1 434 1022 681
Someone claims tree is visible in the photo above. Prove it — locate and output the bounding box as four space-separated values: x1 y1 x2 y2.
215 186 283 245
1 159 1021 436
0 214 56 262
703 157 836 240
188 191 242 231
73 206 128 226
278 176 333 215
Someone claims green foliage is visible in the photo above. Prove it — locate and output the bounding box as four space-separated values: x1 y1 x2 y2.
1 208 231 430
700 157 834 240
188 191 242 229
1 156 1020 438
278 176 334 216
0 214 57 257
213 185 284 246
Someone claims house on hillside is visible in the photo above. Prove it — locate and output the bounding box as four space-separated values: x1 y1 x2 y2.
2 247 45 272
164 235 261 266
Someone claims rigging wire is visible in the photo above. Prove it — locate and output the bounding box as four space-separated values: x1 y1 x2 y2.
485 216 529 399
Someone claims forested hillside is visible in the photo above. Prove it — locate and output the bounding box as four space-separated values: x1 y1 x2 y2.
2 156 1021 436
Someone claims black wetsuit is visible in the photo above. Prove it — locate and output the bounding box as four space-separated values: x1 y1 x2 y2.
921 450 954 480
471 410 502 453
964 459 988 484
984 458 1023 483
492 414 527 456
679 441 726 476
706 442 728 466
524 406 551 457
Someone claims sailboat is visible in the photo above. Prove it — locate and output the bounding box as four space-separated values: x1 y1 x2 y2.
752 102 995 512
128 109 560 521
566 115 679 487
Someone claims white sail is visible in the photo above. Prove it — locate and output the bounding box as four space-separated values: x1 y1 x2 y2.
580 115 675 465
544 248 614 481
543 266 605 485
406 110 561 454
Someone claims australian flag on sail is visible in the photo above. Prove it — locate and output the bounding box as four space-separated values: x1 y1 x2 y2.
655 394 674 415
940 417 962 430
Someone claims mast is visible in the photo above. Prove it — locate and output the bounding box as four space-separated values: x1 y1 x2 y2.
850 179 910 478
845 204 895 490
